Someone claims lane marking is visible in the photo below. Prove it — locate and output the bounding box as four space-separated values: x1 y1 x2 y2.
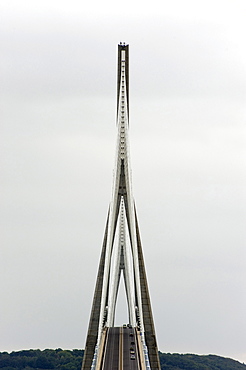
119 326 123 370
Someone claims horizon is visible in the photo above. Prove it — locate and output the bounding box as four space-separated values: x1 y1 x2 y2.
0 347 245 365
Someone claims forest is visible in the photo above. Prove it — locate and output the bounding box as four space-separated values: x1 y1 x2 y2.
0 349 245 370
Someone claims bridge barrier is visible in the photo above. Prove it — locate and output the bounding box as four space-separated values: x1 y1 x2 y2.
93 327 108 370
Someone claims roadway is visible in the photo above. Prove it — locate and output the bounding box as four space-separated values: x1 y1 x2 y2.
100 326 140 370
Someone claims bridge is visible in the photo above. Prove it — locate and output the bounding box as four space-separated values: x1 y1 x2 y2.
99 326 146 369
81 44 161 370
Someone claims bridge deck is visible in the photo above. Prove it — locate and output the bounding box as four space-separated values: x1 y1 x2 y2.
100 326 141 370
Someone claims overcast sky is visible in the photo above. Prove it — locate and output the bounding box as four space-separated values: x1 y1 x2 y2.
1 0 246 365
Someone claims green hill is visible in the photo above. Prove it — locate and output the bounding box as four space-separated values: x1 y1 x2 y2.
0 349 245 370
159 353 246 369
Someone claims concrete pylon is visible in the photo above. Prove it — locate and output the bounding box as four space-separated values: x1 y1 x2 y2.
81 44 160 370
135 208 161 370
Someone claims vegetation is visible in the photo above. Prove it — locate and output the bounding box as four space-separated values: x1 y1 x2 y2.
0 349 245 370
159 353 246 370
0 349 83 370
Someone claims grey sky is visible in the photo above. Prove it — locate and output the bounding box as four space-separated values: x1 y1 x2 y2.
1 0 246 364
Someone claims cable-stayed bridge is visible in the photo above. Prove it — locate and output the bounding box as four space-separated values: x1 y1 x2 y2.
81 44 161 370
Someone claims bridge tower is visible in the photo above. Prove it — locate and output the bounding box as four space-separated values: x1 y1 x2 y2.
81 44 161 370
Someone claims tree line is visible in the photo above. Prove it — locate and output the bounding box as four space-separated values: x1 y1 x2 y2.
0 349 245 370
